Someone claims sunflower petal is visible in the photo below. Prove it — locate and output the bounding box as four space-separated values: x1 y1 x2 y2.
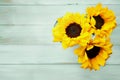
96 54 106 66
91 58 100 70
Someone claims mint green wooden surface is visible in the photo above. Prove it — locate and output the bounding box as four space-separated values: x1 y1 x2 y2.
0 0 120 80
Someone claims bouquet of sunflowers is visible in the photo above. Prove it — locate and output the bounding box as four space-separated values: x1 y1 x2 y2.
52 3 116 70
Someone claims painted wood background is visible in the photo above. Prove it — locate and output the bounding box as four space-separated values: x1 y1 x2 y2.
0 0 120 80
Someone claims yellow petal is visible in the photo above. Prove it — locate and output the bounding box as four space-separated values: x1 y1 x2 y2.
91 58 100 70
100 50 109 59
87 45 94 50
91 17 96 27
78 56 86 63
96 55 106 66
74 46 86 56
81 61 89 69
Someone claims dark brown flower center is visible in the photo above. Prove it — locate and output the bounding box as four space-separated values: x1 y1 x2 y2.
93 15 104 29
66 23 82 38
86 46 100 59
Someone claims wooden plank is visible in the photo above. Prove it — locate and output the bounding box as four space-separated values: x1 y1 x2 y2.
111 26 120 45
0 64 119 80
0 45 119 64
0 0 120 4
0 24 119 45
0 5 119 24
0 24 53 45
37 0 120 5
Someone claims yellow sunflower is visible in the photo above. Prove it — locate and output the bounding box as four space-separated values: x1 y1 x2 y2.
86 3 116 37
52 12 91 49
74 37 112 70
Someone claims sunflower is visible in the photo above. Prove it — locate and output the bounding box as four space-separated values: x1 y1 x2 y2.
74 37 112 70
52 12 91 49
86 3 116 37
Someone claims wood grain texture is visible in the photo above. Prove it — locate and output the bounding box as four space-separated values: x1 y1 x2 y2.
0 0 120 80
0 65 120 80
0 5 119 25
0 4 119 45
0 0 120 4
0 24 120 45
0 45 119 64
